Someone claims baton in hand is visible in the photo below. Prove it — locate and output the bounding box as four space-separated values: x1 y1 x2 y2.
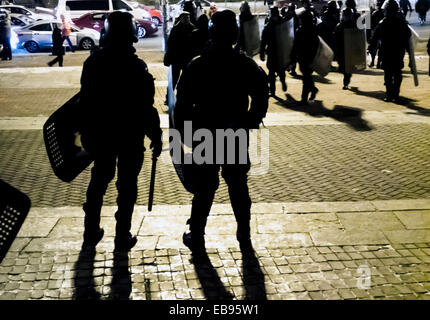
148 155 157 212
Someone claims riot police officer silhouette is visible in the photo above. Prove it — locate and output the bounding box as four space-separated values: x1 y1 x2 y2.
79 11 162 250
174 10 269 254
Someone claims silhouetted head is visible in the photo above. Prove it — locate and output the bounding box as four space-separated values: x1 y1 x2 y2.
383 0 399 17
288 3 296 11
341 7 353 22
240 1 251 15
210 10 238 48
270 6 280 19
345 0 356 9
376 0 384 8
175 11 192 26
299 9 315 26
328 0 339 11
196 13 209 30
104 11 138 46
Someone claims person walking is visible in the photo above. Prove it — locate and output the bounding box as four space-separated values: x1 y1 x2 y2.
290 9 320 103
78 11 162 250
48 23 65 67
60 14 74 52
370 0 411 102
0 9 12 61
334 7 357 89
174 10 269 254
399 0 413 18
260 7 287 96
415 0 430 25
368 0 385 68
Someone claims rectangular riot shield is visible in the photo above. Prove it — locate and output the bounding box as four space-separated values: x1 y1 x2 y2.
310 36 334 77
274 18 294 70
344 28 367 73
242 16 261 57
0 180 31 263
43 92 93 182
408 25 419 87
168 66 196 194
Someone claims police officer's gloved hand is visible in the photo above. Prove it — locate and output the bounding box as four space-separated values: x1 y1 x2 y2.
150 140 162 158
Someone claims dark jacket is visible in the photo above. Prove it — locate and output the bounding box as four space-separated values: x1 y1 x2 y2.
260 17 282 71
52 27 65 56
317 7 340 50
237 10 254 52
164 22 196 67
79 45 161 152
290 23 319 67
175 47 268 132
370 15 411 70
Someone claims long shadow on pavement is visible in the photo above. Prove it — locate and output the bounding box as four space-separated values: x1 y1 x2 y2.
108 251 132 300
73 246 101 300
241 245 267 300
274 94 373 131
192 253 234 300
349 86 430 117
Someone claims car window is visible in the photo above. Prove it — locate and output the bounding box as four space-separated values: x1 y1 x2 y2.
29 23 52 31
66 0 109 11
113 0 132 11
11 17 25 26
92 13 106 20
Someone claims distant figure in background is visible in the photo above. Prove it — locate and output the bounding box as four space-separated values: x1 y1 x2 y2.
370 0 411 102
415 0 430 25
399 0 413 18
334 7 356 89
60 14 74 52
0 9 12 60
183 0 197 24
164 12 195 90
237 1 254 53
368 0 385 68
290 9 319 103
48 23 65 67
317 0 340 51
209 2 218 18
260 7 287 96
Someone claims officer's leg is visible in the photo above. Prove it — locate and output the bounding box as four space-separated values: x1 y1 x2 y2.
279 69 287 92
268 69 276 96
58 55 63 67
84 152 116 238
384 68 394 100
393 68 403 100
185 164 219 250
222 163 252 243
171 64 181 90
115 143 144 237
343 73 352 88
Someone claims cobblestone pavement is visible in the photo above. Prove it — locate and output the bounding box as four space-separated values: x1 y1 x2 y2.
1 202 430 300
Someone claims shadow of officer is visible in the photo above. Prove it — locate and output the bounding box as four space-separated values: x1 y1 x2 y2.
78 11 162 251
174 10 269 255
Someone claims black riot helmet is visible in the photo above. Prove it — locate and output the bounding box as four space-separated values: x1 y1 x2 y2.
209 10 239 47
104 11 138 45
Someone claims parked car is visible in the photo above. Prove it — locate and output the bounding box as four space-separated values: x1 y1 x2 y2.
72 11 158 38
0 4 53 21
140 5 162 25
15 20 100 53
55 0 152 21
168 0 211 21
9 14 36 28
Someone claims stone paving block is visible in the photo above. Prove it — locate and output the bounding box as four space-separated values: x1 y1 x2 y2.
251 233 313 248
372 199 430 211
139 215 187 236
256 213 341 233
384 230 430 244
17 218 59 237
310 228 389 246
337 212 405 231
394 210 430 230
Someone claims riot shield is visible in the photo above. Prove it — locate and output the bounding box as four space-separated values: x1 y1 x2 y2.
344 28 367 73
43 92 93 182
409 25 419 86
242 15 261 57
168 66 196 194
310 36 334 77
0 180 31 263
274 18 295 70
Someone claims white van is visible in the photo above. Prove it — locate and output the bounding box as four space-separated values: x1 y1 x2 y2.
55 0 151 21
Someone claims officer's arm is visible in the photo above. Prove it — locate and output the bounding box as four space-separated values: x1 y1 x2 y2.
247 61 269 129
174 63 194 131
